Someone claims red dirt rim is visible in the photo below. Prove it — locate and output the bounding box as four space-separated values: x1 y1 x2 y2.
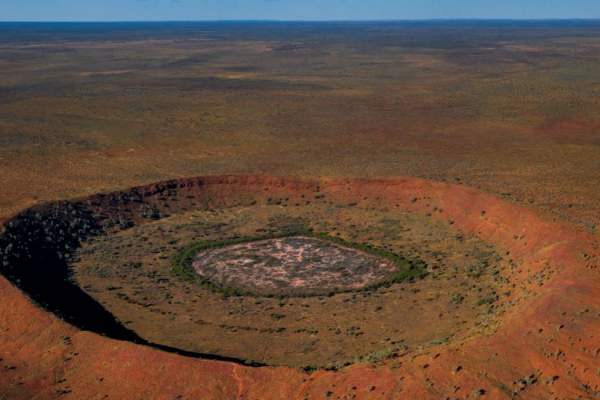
1 175 599 399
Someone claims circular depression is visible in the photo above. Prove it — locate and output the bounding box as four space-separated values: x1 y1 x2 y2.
0 176 512 370
189 236 407 296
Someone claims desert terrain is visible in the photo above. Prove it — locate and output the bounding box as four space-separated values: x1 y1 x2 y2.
1 21 600 399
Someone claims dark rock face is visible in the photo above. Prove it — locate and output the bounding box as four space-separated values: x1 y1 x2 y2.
0 201 139 340
0 176 285 366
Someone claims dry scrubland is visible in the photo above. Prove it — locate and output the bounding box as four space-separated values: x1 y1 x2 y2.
1 22 600 233
1 21 600 399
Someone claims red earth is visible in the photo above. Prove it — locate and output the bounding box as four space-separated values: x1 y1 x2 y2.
1 175 599 399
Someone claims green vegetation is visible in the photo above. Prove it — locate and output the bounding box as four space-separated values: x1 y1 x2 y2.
477 293 498 306
171 228 428 298
74 201 505 369
313 231 429 288
451 293 465 304
356 346 400 364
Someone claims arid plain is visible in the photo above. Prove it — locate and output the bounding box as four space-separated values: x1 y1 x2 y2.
1 21 600 399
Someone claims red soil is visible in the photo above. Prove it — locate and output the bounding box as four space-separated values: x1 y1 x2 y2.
1 175 599 399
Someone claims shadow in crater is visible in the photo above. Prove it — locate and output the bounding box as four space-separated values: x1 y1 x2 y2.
0 205 266 367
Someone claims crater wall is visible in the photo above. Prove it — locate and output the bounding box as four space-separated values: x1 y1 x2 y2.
1 175 599 399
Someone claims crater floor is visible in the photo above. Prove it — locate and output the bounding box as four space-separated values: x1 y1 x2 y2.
71 199 509 368
192 236 399 296
2 176 599 399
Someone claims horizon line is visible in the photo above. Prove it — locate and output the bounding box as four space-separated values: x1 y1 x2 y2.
2 18 600 23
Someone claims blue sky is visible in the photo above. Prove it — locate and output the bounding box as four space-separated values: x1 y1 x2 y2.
2 0 600 22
